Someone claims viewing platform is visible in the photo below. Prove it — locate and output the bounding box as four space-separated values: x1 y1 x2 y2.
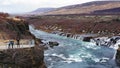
0 45 34 51
0 39 35 51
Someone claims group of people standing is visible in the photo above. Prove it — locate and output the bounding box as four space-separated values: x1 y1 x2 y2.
8 40 20 49
7 39 34 49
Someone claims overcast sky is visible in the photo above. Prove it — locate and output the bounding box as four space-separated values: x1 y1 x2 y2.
0 0 116 14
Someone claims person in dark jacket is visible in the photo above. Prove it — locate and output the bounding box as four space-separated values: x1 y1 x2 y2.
8 40 14 49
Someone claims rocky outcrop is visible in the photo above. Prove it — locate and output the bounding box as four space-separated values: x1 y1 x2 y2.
0 13 46 68
0 13 32 40
83 37 93 42
115 39 120 66
116 47 120 66
0 46 46 68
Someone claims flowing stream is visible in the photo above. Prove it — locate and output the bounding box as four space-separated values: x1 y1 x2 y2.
29 25 119 68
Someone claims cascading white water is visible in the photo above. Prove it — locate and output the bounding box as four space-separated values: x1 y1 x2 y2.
110 42 119 60
29 25 119 68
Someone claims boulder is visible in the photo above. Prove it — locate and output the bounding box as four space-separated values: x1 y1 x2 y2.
49 41 59 48
83 37 93 42
66 33 71 37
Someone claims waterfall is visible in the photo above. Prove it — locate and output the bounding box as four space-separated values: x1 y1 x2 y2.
111 43 119 60
113 50 117 60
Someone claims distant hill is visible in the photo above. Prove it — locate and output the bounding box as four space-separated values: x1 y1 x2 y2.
30 8 55 14
43 1 120 15
93 7 120 14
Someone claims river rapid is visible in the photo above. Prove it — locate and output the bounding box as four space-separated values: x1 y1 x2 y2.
29 25 119 68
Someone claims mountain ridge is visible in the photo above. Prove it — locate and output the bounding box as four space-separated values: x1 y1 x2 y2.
42 1 120 15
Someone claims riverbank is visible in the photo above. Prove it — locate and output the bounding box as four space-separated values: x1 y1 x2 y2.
27 15 120 36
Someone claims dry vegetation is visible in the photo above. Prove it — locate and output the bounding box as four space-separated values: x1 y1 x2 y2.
27 15 120 36
0 46 46 68
0 12 32 40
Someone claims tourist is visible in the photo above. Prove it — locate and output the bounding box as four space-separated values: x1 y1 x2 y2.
16 39 20 48
8 40 14 49
8 41 11 49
